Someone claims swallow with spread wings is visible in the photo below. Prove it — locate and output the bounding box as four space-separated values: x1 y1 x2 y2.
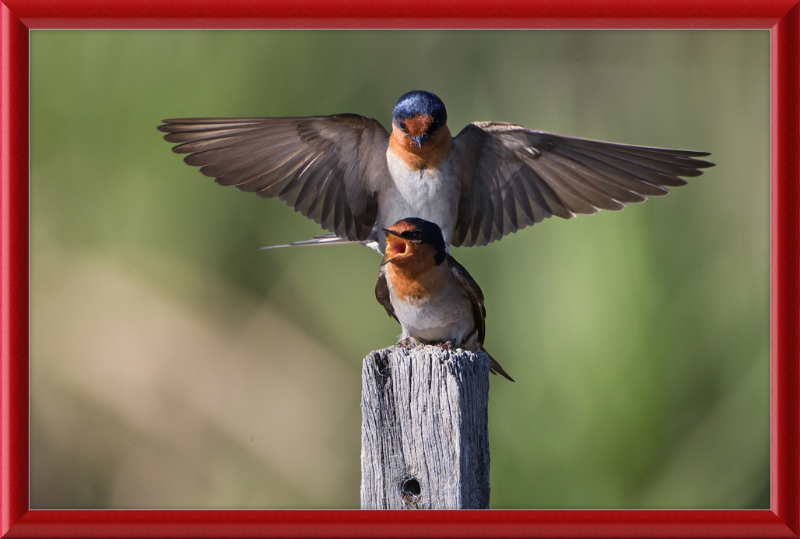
159 90 714 254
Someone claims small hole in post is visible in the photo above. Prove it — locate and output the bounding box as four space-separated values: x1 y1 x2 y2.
400 476 421 502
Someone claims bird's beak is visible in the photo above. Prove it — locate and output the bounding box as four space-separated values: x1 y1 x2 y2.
411 133 431 149
381 229 407 266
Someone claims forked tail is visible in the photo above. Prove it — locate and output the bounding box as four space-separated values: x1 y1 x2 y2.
482 347 515 382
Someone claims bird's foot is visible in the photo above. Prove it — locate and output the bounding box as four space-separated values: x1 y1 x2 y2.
436 340 456 350
397 337 418 349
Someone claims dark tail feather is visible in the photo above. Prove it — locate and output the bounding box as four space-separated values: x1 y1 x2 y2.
483 348 515 382
256 233 380 253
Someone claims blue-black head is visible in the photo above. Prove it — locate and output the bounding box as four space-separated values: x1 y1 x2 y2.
391 91 448 149
382 217 447 266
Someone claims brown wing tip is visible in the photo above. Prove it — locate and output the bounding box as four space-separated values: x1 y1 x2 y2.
694 159 716 169
158 119 201 128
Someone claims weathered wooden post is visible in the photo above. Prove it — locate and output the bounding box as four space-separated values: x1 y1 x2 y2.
360 345 491 509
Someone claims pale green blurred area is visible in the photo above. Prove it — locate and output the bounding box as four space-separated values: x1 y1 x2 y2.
29 30 769 509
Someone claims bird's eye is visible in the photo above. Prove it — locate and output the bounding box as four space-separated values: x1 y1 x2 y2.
410 231 422 241
399 122 407 132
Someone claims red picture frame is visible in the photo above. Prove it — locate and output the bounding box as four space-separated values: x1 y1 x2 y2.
1 1 798 537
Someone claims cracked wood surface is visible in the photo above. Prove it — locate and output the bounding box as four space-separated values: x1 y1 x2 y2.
360 345 490 509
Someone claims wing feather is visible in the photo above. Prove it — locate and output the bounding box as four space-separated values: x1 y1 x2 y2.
447 255 486 345
451 122 714 247
374 266 398 322
159 114 389 241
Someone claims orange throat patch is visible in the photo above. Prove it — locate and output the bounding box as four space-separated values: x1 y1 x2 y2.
385 245 447 303
389 124 452 170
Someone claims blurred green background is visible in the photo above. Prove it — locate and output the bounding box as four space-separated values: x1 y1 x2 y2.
29 30 769 509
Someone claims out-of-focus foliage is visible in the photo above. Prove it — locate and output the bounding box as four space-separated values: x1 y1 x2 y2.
30 30 769 509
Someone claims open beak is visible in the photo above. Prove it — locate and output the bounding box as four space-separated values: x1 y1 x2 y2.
381 229 407 266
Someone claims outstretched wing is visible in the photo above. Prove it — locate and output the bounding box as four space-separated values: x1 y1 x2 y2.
159 114 390 242
374 266 398 323
451 122 715 247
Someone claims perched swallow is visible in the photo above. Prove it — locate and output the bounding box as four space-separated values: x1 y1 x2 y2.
375 218 514 382
159 90 714 253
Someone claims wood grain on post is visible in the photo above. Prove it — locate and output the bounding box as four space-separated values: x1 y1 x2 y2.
360 345 490 509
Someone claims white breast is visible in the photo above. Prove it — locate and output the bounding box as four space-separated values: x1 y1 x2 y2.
379 149 461 248
388 275 475 345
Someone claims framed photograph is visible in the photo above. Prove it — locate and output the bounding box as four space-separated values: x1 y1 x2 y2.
2 0 798 537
